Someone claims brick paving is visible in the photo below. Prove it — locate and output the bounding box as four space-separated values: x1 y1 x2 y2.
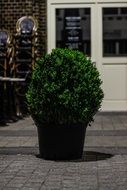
0 112 127 190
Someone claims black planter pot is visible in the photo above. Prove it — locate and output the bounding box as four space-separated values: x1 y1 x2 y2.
36 123 87 160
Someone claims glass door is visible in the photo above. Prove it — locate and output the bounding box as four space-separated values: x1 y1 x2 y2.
47 1 127 111
98 3 127 111
47 3 97 64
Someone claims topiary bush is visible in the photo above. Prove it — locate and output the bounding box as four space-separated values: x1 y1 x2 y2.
26 48 104 125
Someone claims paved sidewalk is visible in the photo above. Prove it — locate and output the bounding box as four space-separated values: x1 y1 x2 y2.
0 112 127 189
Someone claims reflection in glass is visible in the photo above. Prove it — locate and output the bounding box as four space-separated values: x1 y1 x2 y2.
0 32 8 46
20 19 34 34
56 8 91 56
103 7 127 56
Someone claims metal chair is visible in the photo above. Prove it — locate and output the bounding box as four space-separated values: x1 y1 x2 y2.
0 30 13 124
12 16 38 116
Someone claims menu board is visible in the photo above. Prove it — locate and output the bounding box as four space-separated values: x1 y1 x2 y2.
64 16 83 50
56 8 91 56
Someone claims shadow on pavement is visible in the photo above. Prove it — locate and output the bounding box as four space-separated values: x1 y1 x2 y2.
36 151 113 162
74 151 113 162
0 148 113 162
55 151 114 162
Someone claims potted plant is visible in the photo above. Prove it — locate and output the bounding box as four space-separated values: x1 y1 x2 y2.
26 48 104 160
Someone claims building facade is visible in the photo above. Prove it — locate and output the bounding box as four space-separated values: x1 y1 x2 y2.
0 0 47 54
0 0 127 111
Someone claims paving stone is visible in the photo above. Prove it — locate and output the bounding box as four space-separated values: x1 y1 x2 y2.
2 188 21 190
85 136 117 147
6 182 24 188
115 136 127 147
23 182 42 188
22 187 40 190
99 183 116 190
0 114 127 189
116 186 127 190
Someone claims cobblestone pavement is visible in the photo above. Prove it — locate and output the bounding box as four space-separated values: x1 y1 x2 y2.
0 112 127 190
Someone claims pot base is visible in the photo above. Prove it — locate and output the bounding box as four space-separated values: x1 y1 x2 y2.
37 123 87 160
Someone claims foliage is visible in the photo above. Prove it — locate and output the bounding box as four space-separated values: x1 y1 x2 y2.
26 48 104 125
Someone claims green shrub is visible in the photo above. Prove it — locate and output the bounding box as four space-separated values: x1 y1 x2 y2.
26 48 104 125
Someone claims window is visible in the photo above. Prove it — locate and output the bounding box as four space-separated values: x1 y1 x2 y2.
103 7 127 56
56 8 91 56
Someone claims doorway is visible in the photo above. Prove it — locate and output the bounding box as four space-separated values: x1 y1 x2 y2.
47 0 127 111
